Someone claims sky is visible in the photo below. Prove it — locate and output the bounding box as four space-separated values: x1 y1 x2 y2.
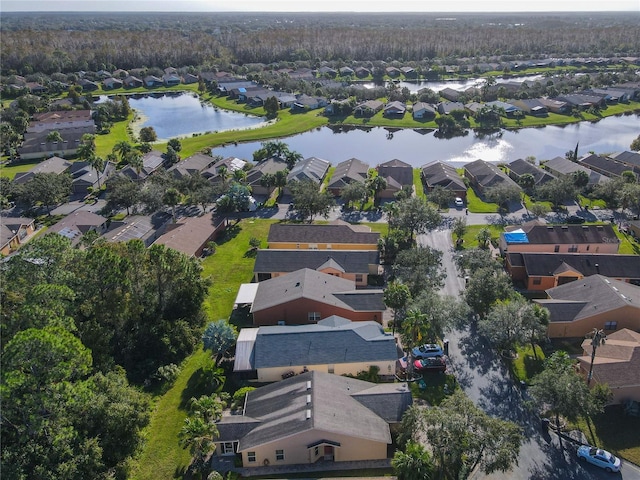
2 0 639 12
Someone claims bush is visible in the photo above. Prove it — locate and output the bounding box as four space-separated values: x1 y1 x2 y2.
231 386 256 410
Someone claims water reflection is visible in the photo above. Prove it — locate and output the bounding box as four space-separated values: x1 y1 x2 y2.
214 114 639 168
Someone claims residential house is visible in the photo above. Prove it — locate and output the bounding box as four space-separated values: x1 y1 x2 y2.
535 275 640 338
556 94 606 110
412 102 436 120
13 156 72 184
292 95 328 111
167 153 217 179
577 329 640 404
506 159 556 187
249 268 385 326
253 249 380 285
144 75 163 88
400 66 417 78
202 156 247 185
267 221 380 251
541 156 609 186
77 79 99 91
152 214 228 257
465 102 484 115
421 161 467 199
102 213 171 247
69 160 116 193
289 68 315 81
485 100 522 118
246 157 289 196
437 101 465 115
318 66 338 77
464 159 520 196
274 92 297 109
162 73 181 86
499 222 619 255
439 87 462 102
112 69 129 78
214 371 411 465
511 99 548 116
385 67 401 77
164 67 178 75
233 316 397 381
96 69 112 78
123 76 143 88
586 88 631 103
505 252 640 291
285 157 330 191
25 82 46 94
376 159 413 199
579 153 639 180
354 100 384 117
119 150 166 181
48 211 108 247
609 151 640 171
182 73 199 84
539 98 569 114
1 217 36 255
28 110 95 134
383 101 406 117
629 220 640 239
102 77 123 90
327 158 369 196
354 67 371 78
339 66 355 77
18 128 87 161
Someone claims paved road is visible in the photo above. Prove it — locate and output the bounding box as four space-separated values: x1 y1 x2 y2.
419 227 640 480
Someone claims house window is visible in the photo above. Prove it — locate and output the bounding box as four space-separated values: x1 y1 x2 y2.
532 277 542 285
308 312 321 322
328 364 335 374
554 245 560 252
221 442 236 455
355 274 364 283
327 244 332 249
296 243 300 249
314 446 319 456
568 245 578 253
247 452 256 463
276 450 285 461
586 245 590 251
309 244 318 250
604 321 617 330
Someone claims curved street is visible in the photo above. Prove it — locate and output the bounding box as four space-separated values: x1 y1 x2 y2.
419 226 640 480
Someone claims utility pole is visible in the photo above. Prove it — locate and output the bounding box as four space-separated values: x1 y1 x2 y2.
586 328 606 387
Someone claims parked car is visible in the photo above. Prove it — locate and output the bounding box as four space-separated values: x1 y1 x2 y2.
454 197 464 207
577 446 621 473
566 215 585 224
414 357 446 373
412 343 444 359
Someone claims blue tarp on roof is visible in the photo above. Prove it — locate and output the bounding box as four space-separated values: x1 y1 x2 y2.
504 229 529 243
238 87 246 93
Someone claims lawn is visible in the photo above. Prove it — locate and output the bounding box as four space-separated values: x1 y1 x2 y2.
508 344 546 384
95 113 134 158
613 227 640 255
571 407 640 466
409 373 458 406
0 160 41 180
130 218 276 480
466 189 498 213
413 168 425 199
459 224 504 249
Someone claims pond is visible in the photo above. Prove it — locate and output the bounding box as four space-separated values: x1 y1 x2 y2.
123 92 266 140
213 114 640 168
359 74 546 93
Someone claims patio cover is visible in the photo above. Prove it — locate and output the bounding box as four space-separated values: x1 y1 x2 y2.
234 283 259 306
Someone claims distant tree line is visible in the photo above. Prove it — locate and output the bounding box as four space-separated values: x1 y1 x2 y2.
1 12 639 75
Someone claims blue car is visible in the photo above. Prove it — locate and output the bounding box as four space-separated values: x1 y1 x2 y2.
577 446 621 473
411 343 444 359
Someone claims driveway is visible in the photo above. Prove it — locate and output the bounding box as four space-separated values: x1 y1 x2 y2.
419 228 640 480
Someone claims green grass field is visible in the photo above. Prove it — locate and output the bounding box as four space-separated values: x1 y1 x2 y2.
413 168 425 199
459 224 505 249
0 160 41 180
466 189 499 213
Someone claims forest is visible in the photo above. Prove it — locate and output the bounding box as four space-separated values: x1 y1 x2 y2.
1 12 639 75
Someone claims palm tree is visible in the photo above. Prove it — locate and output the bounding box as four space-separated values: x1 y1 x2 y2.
233 168 247 185
127 150 143 178
402 308 428 361
274 169 289 198
113 141 132 163
88 155 105 188
217 166 230 186
178 416 218 470
162 187 181 222
392 442 434 480
476 227 492 249
366 171 387 207
517 173 536 215
46 130 63 143
76 134 96 161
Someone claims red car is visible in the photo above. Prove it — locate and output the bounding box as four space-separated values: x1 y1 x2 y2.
414 357 446 373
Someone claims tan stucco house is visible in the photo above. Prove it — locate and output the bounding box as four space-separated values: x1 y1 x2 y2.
535 275 640 338
577 329 640 404
233 316 398 382
214 371 411 467
1 217 36 255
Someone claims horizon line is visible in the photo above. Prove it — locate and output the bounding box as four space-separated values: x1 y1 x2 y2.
3 9 639 13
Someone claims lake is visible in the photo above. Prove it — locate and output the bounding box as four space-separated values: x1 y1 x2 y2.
125 92 266 140
213 114 640 168
359 74 546 93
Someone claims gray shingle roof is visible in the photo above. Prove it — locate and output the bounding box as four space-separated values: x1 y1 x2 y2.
254 249 379 275
287 157 330 184
535 275 640 322
507 159 556 185
217 371 411 451
465 159 519 190
267 222 379 245
520 224 618 246
421 161 466 191
327 158 369 190
252 316 397 368
580 153 638 178
512 253 640 280
377 159 413 186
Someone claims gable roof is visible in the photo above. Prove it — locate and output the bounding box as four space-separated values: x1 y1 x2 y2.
507 159 556 185
542 156 609 185
327 158 369 190
167 153 216 178
152 214 225 257
464 159 519 189
580 153 638 178
610 151 640 169
509 252 640 280
217 371 411 451
535 275 640 323
267 221 379 245
246 157 288 185
516 223 618 246
421 161 466 191
13 156 72 184
247 316 396 369
377 159 413 186
254 249 379 275
287 157 330 184
48 211 107 246
250 268 383 314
